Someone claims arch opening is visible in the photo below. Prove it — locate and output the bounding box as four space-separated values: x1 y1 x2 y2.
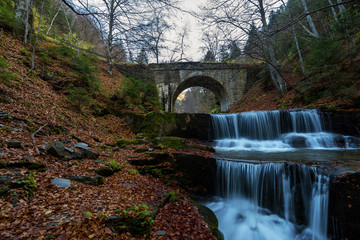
171 76 230 112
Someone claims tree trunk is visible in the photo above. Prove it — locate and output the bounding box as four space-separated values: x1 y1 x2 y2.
15 0 32 43
328 0 338 19
46 4 62 36
281 0 306 74
300 0 320 39
258 0 286 93
63 6 79 56
29 0 45 73
337 0 346 13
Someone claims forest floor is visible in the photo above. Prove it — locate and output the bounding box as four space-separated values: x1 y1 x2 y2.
230 67 360 113
0 32 216 239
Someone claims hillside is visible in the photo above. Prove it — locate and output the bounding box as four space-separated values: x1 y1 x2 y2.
0 31 217 239
231 64 360 113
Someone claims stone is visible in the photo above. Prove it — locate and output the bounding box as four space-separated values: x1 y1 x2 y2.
156 230 166 236
96 167 114 177
6 140 23 148
74 142 90 150
82 149 99 160
67 175 104 186
51 177 71 188
151 137 186 149
284 135 307 148
334 135 346 148
46 141 66 158
64 147 75 153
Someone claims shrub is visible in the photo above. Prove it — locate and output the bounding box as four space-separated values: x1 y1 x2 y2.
70 55 99 92
66 85 92 109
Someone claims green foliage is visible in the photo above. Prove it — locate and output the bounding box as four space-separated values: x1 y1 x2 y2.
113 203 154 236
16 172 37 199
106 160 123 172
47 45 75 59
307 39 345 70
0 56 19 87
69 55 99 92
66 85 92 109
165 189 184 202
115 76 160 111
0 0 22 33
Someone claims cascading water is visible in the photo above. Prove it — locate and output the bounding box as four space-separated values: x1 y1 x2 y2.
208 160 329 240
206 109 360 240
211 109 360 151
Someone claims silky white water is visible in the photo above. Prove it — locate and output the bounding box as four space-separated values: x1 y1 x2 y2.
206 109 358 240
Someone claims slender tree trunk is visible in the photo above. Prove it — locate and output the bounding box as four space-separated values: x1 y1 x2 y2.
258 0 286 93
106 1 115 74
328 0 338 19
29 0 45 73
337 0 346 12
15 0 32 43
300 0 320 39
281 0 306 74
63 6 79 56
46 4 62 35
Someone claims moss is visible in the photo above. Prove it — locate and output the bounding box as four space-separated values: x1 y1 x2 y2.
0 160 6 168
96 166 115 177
0 93 10 103
67 175 104 186
106 160 122 172
188 144 216 152
195 203 224 240
151 137 186 149
114 138 144 147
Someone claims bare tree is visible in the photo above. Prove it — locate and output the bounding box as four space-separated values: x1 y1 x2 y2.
62 0 175 73
300 0 320 38
15 0 33 43
202 0 287 93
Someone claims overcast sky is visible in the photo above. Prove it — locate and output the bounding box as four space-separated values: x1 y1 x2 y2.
158 0 207 62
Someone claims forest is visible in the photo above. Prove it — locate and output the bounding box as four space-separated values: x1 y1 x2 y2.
0 0 360 239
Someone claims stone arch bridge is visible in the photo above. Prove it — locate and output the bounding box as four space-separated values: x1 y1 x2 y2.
149 62 258 112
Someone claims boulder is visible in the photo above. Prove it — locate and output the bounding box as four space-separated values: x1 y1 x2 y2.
51 177 71 188
95 167 114 177
67 175 104 186
6 140 23 148
285 135 307 148
334 135 346 148
46 141 66 158
195 203 224 240
82 149 99 160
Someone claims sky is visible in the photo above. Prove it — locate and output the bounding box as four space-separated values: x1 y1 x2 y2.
163 0 207 62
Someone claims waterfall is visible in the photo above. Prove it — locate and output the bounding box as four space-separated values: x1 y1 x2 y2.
208 160 329 240
211 109 360 150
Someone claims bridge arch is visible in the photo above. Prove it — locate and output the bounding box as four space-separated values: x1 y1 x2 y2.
172 75 230 112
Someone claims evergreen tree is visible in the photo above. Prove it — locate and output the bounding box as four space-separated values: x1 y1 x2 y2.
136 48 148 64
203 50 216 62
219 44 229 62
228 40 241 61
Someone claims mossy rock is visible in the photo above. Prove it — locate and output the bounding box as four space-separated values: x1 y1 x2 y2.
96 167 114 177
195 203 224 240
145 152 172 163
136 133 156 139
0 160 6 168
106 214 152 236
151 137 186 149
114 138 144 148
188 144 216 152
67 175 104 186
4 160 45 171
